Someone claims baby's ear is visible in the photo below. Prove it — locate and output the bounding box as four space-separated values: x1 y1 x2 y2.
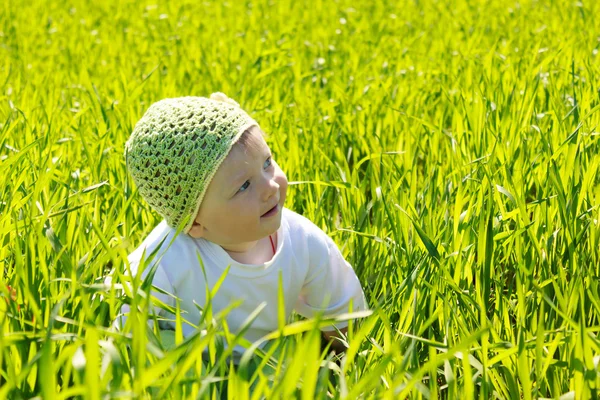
188 221 206 239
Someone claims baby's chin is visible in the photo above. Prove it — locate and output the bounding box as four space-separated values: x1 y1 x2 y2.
265 212 283 232
259 221 281 239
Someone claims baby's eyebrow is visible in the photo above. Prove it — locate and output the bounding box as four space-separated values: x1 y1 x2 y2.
230 170 249 186
225 163 252 192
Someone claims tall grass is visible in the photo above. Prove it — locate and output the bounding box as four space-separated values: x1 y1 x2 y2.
1 0 599 397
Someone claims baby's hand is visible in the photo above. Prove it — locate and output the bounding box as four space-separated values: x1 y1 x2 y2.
322 327 348 354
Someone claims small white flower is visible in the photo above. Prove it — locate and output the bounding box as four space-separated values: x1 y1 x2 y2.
72 347 86 370
565 95 575 107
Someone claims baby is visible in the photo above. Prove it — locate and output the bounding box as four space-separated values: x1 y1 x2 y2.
119 92 366 356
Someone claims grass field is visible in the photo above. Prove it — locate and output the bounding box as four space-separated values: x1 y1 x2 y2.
1 0 600 398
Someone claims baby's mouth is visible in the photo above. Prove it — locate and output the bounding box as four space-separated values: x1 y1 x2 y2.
261 204 279 218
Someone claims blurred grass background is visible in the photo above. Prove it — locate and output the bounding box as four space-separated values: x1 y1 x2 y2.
1 0 599 398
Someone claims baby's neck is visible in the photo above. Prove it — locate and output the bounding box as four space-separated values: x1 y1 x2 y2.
221 234 276 264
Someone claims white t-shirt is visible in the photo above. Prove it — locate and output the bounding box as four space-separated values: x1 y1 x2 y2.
118 207 366 346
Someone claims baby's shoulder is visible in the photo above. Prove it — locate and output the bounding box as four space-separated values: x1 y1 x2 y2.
126 220 198 274
283 207 320 234
282 208 333 251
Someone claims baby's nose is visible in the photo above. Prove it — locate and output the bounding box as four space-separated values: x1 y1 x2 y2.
263 179 279 200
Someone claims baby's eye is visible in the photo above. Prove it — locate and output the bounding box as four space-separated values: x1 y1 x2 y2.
238 180 250 193
264 157 272 169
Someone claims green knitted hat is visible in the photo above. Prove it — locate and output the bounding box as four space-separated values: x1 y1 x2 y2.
125 93 259 233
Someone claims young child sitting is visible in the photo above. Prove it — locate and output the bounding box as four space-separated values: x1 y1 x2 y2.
119 92 366 357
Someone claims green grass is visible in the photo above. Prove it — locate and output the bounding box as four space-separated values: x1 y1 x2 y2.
1 0 600 397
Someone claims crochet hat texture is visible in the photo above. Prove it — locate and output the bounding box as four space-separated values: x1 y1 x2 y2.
125 93 259 233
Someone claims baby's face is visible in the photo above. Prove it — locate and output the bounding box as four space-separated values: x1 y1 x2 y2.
189 126 288 250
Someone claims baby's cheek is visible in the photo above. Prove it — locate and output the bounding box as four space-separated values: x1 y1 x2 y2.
277 172 288 204
272 160 288 202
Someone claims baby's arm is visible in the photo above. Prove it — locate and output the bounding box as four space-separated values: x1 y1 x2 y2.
296 233 367 353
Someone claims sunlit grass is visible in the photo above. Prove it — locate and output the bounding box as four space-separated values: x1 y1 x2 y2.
1 0 599 398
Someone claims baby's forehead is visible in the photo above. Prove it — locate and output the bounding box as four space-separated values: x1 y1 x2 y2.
234 126 269 154
215 127 270 176
236 125 266 147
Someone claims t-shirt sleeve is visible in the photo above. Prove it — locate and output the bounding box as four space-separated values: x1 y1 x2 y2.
294 234 367 331
114 259 177 331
